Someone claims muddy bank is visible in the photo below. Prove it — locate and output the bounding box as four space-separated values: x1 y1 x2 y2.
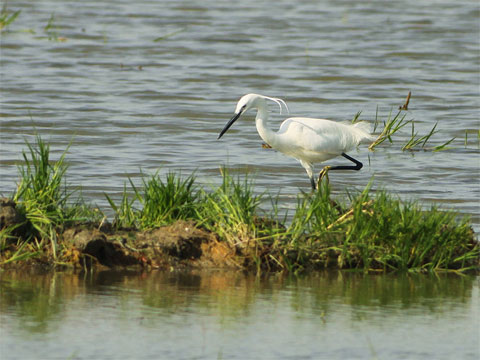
0 197 231 270
1 197 479 273
0 198 318 272
0 198 269 271
1 199 238 271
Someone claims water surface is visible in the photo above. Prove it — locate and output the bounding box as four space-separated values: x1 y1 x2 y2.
1 270 478 360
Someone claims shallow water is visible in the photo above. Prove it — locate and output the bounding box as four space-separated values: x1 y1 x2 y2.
0 0 479 230
0 270 478 360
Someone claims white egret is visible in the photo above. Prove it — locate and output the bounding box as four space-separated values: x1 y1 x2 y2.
217 93 374 190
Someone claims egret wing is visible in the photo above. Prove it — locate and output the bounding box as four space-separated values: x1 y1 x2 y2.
276 117 352 154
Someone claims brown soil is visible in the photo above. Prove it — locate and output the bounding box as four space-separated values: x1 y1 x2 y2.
0 197 243 271
57 220 241 270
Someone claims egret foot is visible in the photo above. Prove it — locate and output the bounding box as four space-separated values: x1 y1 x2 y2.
317 166 331 189
262 143 272 149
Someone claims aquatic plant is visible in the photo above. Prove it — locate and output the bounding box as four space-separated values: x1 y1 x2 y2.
153 27 187 42
368 108 409 150
464 129 480 149
402 122 455 152
44 14 66 42
368 95 457 152
0 5 20 31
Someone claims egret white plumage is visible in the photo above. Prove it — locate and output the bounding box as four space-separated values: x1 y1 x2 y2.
218 94 374 189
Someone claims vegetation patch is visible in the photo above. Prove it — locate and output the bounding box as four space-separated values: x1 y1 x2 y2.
1 136 478 274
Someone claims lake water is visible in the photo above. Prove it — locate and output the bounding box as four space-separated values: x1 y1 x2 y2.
0 0 479 230
1 270 479 360
1 2 479 359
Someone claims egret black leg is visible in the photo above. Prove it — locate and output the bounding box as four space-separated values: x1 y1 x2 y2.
309 176 316 190
328 153 363 171
317 153 363 188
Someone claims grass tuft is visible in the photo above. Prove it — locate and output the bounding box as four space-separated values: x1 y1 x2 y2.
197 167 265 246
11 135 101 260
106 172 199 230
136 172 198 229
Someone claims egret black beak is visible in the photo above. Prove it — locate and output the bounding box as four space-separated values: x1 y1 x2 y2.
218 107 245 139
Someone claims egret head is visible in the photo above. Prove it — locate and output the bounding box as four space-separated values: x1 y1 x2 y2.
218 94 288 139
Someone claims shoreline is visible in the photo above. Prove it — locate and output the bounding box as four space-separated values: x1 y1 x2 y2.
2 197 478 274
1 136 478 273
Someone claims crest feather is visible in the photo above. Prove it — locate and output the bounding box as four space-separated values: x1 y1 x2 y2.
263 95 290 115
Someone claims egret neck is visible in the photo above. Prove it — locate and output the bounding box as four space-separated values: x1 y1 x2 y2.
255 102 277 148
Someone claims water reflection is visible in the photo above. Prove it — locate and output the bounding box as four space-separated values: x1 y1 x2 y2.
1 270 476 325
1 270 478 359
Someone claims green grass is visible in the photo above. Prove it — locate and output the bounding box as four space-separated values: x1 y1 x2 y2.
0 5 20 31
317 185 477 272
369 108 409 150
106 172 199 229
268 182 478 273
368 108 457 152
402 122 455 152
102 169 477 273
5 135 101 261
1 136 478 273
197 168 265 246
464 129 480 149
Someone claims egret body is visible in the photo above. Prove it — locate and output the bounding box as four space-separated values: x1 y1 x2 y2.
218 94 373 189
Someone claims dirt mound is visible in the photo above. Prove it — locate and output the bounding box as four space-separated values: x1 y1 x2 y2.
0 199 239 271
59 221 238 270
